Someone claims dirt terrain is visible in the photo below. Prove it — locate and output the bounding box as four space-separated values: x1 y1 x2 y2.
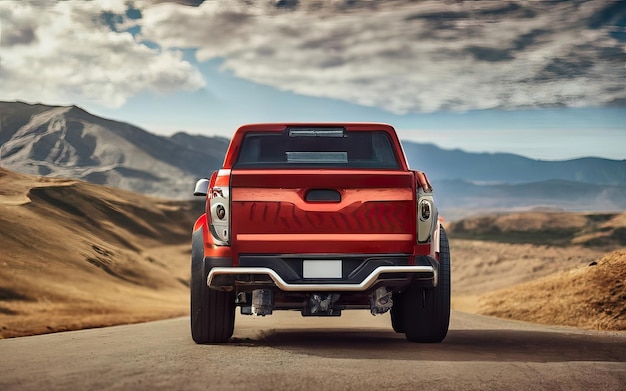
0 168 201 337
446 211 626 329
479 250 626 330
0 167 624 338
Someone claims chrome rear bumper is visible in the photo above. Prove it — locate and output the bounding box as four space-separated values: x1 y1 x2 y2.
207 265 436 292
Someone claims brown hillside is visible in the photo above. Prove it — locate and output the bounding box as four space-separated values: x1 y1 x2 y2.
1 167 623 337
0 167 202 338
478 250 626 330
448 210 626 247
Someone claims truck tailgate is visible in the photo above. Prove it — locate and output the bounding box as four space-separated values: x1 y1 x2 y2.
230 169 416 255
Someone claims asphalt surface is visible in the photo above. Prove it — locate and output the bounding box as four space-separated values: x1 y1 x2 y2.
1 311 625 390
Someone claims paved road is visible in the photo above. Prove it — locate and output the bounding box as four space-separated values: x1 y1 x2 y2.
1 311 625 390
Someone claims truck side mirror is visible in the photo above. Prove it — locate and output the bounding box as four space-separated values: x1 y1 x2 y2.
193 178 210 197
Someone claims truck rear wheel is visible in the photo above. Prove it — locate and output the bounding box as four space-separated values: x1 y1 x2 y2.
390 293 405 333
402 226 450 343
191 231 235 344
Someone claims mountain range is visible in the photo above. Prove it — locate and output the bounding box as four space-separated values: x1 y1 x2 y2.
1 101 625 218
403 143 626 186
0 101 228 199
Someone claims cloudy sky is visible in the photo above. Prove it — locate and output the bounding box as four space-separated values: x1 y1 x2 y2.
1 0 625 160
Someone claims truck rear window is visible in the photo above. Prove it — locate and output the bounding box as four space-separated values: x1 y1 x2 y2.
234 129 400 169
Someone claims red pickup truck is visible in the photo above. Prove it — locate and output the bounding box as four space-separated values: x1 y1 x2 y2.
191 123 450 343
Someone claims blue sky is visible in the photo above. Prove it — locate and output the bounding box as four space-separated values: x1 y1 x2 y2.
96 57 625 161
1 0 625 160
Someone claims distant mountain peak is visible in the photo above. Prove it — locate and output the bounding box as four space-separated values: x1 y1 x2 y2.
0 101 228 199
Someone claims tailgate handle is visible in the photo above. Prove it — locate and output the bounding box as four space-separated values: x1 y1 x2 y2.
305 189 341 202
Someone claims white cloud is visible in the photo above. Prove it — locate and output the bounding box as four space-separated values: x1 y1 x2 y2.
139 0 625 113
0 0 205 108
1 0 624 113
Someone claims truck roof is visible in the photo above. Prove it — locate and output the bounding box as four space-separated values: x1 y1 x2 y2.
223 123 408 170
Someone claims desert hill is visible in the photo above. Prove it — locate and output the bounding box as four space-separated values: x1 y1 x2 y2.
478 250 626 330
0 167 202 338
447 210 626 247
447 210 626 328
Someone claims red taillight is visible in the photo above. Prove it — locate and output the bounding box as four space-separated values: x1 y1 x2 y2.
207 170 231 246
413 170 434 243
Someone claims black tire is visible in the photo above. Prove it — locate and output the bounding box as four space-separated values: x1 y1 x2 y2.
390 293 405 333
402 226 451 343
190 230 235 344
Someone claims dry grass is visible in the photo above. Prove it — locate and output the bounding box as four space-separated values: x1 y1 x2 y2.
0 168 200 339
478 250 626 330
449 239 604 295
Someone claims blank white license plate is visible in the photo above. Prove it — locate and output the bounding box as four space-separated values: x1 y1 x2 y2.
303 260 342 279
